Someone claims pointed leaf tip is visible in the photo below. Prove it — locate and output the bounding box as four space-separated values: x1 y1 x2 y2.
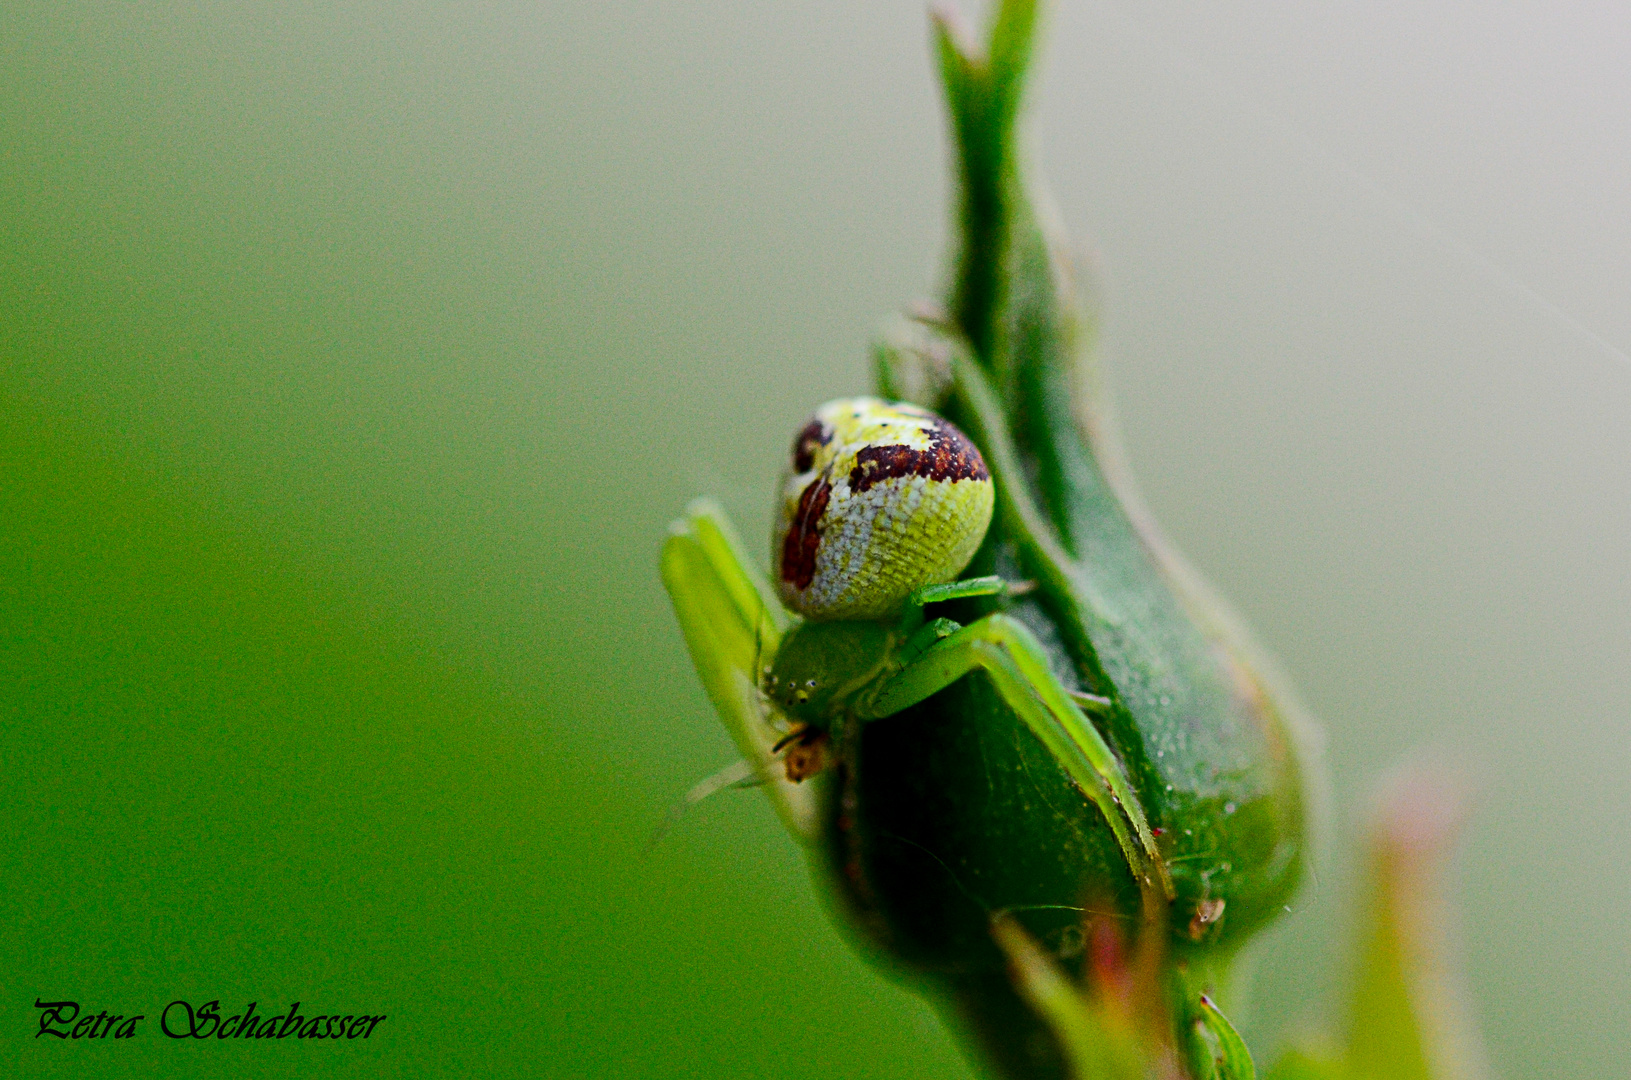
1190 994 1257 1080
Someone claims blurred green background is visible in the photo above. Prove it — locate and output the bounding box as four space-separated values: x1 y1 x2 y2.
4 2 1629 1077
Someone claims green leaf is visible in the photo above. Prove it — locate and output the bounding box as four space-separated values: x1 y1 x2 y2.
1186 994 1256 1080
989 914 1153 1080
987 0 1041 118
1345 770 1483 1080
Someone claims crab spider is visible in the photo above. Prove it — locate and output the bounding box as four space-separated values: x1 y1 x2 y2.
662 379 1172 901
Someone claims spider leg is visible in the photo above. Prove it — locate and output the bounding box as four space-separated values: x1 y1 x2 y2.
859 612 1173 901
897 574 1006 636
661 499 816 842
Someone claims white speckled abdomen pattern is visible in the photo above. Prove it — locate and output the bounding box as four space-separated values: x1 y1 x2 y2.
773 398 994 622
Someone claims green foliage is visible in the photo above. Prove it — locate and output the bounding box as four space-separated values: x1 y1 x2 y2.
1185 992 1256 1080
995 767 1481 1080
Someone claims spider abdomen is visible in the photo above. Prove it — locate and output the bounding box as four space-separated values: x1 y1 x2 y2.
773 398 994 622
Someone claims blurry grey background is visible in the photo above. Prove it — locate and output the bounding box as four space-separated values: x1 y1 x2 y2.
3 1 1627 1077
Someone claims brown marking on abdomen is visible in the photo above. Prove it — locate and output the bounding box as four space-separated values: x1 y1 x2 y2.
848 419 988 493
780 475 831 589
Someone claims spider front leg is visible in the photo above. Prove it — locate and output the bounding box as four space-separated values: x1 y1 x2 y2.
660 498 817 842
860 612 1174 901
